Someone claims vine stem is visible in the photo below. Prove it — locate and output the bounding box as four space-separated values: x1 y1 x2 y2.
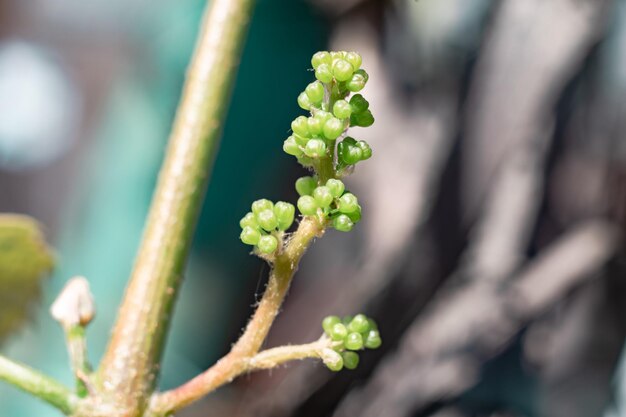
0 354 78 415
148 217 325 416
96 0 256 414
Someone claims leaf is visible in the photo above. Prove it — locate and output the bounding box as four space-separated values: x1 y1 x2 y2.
0 214 54 343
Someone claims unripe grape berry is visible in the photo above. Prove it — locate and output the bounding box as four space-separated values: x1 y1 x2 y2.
311 51 331 69
349 94 369 113
350 109 374 127
322 348 343 371
239 212 258 229
357 140 372 160
346 69 368 92
326 179 345 197
323 117 344 140
315 64 333 83
304 138 327 158
346 205 362 223
307 117 324 136
252 199 273 215
274 202 295 231
297 195 318 216
240 226 261 245
333 214 354 232
364 329 382 349
345 332 364 350
342 351 360 370
344 52 362 70
332 59 354 82
305 81 325 104
330 323 348 341
313 186 334 208
322 315 341 335
257 235 278 254
283 136 303 157
297 92 311 110
348 314 370 334
291 116 310 137
257 209 278 231
338 193 359 214
333 100 352 119
295 176 317 196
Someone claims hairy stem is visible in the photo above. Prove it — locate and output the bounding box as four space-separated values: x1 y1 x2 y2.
149 217 325 415
0 355 78 415
96 0 255 414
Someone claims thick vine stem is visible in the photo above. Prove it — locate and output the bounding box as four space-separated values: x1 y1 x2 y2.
96 0 256 415
0 355 78 415
148 216 325 416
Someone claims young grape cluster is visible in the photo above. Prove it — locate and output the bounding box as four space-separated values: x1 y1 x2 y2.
240 51 373 255
320 314 382 371
284 50 374 170
239 199 295 254
295 176 361 232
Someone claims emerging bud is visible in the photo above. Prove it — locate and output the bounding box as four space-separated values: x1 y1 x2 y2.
50 276 95 328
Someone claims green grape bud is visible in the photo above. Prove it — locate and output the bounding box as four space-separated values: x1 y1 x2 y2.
344 51 362 70
297 92 311 110
345 332 364 350
257 209 278 231
346 69 368 92
333 214 354 232
291 116 310 137
338 193 359 214
330 51 345 61
332 100 352 119
295 176 317 196
283 136 303 157
349 94 369 113
252 199 273 215
364 329 382 349
305 81 325 104
304 138 327 158
346 204 362 223
332 59 354 82
326 179 345 198
274 202 295 231
367 318 378 330
323 117 344 140
357 140 372 160
342 315 353 325
314 110 333 124
311 51 331 69
257 235 278 254
322 348 344 371
307 117 324 136
315 63 333 83
322 315 341 335
239 212 258 229
297 195 318 216
330 323 348 341
294 134 309 146
240 226 261 245
348 314 370 334
338 140 363 165
342 351 360 370
313 186 334 208
350 109 374 127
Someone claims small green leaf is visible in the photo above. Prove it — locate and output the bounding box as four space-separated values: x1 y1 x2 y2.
0 214 54 342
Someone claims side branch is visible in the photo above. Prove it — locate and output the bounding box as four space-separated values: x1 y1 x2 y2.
0 355 78 415
149 217 325 415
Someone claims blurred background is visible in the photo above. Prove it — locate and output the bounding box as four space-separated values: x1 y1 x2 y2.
0 0 625 416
